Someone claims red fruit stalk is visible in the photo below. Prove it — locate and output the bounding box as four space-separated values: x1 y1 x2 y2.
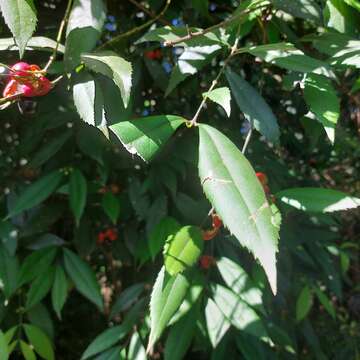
199 255 215 269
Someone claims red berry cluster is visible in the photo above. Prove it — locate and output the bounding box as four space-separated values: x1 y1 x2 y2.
144 49 162 60
199 255 216 270
202 213 223 241
97 228 118 245
2 62 52 99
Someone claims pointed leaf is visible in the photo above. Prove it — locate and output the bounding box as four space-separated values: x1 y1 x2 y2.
296 286 313 322
0 36 64 53
226 69 280 143
82 51 132 107
0 330 9 360
198 124 279 293
23 324 54 360
164 225 203 276
25 268 55 310
63 248 103 311
0 244 18 299
304 74 340 143
102 192 120 224
20 341 36 360
276 187 360 212
69 169 87 226
51 265 68 319
6 171 63 218
203 87 231 117
0 0 37 57
148 266 191 351
109 115 185 162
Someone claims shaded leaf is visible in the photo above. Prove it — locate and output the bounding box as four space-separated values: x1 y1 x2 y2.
51 265 68 319
296 286 313 322
69 169 87 226
102 192 120 224
63 248 103 310
226 69 280 143
0 244 18 299
0 330 9 360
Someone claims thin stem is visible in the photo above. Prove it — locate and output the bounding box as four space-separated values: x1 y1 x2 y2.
51 75 64 85
0 93 21 105
97 0 172 51
188 29 242 127
164 4 268 47
127 0 171 25
43 0 73 72
241 126 253 154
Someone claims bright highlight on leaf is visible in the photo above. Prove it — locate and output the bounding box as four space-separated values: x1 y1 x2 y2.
198 124 279 294
276 187 360 212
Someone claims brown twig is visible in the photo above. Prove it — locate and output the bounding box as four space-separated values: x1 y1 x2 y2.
164 4 268 47
127 0 171 25
97 0 172 51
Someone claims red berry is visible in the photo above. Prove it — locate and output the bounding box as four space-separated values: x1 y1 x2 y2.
256 172 268 185
2 79 20 97
199 255 215 269
33 76 52 96
97 232 106 245
21 83 36 97
202 228 219 241
106 229 118 242
212 214 222 229
11 62 31 78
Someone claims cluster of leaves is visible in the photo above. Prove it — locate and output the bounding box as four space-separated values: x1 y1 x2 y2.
0 0 360 359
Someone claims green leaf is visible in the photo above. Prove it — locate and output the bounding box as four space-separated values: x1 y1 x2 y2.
18 247 57 287
63 248 104 311
65 0 106 71
25 268 55 310
164 225 203 276
128 332 146 360
110 115 186 162
23 324 55 360
51 265 68 319
0 36 65 53
216 257 263 312
242 43 331 75
205 298 231 348
304 74 340 143
0 330 9 360
313 287 336 319
81 51 132 107
6 171 63 219
69 169 87 226
276 187 360 212
148 266 191 351
343 0 360 11
148 217 181 259
211 284 268 339
29 131 72 168
166 45 221 96
102 192 120 224
73 72 106 127
226 69 280 143
81 325 128 359
198 124 279 293
164 306 197 360
0 244 19 299
27 303 54 340
296 286 313 322
271 0 322 23
110 283 145 318
0 0 37 57
203 87 231 117
20 341 36 360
